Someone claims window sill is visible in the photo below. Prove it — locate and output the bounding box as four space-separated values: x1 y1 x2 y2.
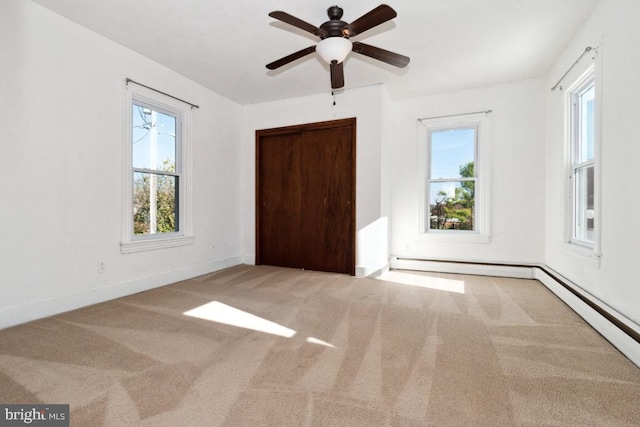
418 232 491 244
558 241 601 267
121 235 195 254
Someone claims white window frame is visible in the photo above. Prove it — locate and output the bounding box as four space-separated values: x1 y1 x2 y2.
121 84 194 254
564 64 600 261
418 112 490 244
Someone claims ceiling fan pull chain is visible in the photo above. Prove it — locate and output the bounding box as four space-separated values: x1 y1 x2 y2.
332 90 336 106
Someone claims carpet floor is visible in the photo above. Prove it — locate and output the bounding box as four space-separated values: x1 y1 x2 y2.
1 265 639 426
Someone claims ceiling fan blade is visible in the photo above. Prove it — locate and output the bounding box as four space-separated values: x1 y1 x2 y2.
266 46 316 70
330 61 345 89
352 42 410 68
269 11 327 38
341 4 397 37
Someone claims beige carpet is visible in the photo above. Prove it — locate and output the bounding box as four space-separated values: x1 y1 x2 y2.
1 265 639 426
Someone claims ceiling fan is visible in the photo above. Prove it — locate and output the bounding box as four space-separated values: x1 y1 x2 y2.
266 4 410 89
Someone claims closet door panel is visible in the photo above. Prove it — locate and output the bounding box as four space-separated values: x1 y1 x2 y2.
301 125 354 275
256 132 303 268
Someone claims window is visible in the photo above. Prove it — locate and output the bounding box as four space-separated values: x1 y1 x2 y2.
122 86 193 253
429 127 476 231
567 66 597 250
419 112 490 242
132 102 179 235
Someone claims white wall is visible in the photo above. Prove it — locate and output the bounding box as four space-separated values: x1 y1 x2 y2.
544 0 640 327
388 79 546 264
0 0 244 328
241 86 389 275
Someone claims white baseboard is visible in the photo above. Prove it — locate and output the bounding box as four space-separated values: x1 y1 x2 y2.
533 268 640 368
390 257 534 279
0 256 243 330
244 255 388 279
356 262 390 278
389 256 640 368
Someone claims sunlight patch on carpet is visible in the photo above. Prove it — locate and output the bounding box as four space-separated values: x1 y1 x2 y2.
306 337 336 348
183 301 296 338
377 271 465 294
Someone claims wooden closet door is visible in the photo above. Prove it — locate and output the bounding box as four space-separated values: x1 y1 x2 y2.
256 118 356 275
301 125 354 274
256 132 303 268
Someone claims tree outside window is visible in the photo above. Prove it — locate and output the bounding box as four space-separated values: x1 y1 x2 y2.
132 102 180 236
428 127 477 231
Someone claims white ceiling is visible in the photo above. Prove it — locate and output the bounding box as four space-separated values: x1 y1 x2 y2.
30 0 599 105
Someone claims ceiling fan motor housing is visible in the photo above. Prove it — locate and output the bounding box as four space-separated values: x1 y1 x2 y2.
320 6 349 38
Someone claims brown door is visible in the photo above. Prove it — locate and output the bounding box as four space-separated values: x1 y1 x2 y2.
256 118 356 275
256 132 303 269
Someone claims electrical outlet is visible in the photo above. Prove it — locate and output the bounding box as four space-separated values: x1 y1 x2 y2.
98 262 106 273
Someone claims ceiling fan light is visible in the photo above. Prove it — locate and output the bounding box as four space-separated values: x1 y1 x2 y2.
316 37 352 64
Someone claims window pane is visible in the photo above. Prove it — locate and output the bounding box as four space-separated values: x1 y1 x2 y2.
132 104 177 171
428 181 475 230
574 165 594 243
430 128 475 179
133 172 178 235
579 85 595 163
